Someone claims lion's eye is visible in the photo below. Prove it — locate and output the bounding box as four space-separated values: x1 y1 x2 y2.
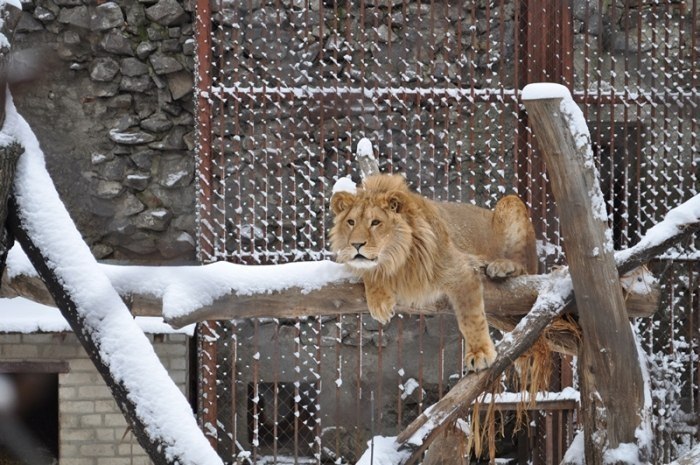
347 219 355 227
371 219 381 226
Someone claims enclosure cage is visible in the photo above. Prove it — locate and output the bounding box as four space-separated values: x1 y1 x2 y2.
193 1 699 463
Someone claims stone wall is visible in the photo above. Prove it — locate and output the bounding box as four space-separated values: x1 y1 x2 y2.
13 0 197 262
0 331 190 465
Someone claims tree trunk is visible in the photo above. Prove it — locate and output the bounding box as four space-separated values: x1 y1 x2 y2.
524 89 646 464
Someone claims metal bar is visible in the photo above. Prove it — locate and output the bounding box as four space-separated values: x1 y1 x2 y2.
194 0 214 263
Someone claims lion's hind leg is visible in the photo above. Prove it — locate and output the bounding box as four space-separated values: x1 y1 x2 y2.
487 194 538 278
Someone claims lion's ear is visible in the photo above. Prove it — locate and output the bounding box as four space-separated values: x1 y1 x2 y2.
331 192 356 215
385 191 410 214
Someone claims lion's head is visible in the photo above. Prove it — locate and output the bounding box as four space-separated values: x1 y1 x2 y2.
329 175 437 277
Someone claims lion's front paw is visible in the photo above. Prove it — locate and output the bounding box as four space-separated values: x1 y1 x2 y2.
464 342 497 372
486 259 526 280
366 289 396 325
368 300 395 325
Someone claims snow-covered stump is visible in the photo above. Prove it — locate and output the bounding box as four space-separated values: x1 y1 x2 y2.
523 84 647 464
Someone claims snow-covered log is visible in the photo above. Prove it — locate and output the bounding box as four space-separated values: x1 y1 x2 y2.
1 96 222 465
0 247 659 355
524 83 646 464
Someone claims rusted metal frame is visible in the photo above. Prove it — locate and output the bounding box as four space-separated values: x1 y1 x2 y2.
271 322 280 462
334 316 342 460
199 322 218 449
355 313 363 449
208 84 694 108
293 320 301 460
495 0 509 195
194 0 214 263
230 323 239 460
251 319 260 461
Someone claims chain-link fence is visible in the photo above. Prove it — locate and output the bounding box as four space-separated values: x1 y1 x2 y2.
194 1 698 463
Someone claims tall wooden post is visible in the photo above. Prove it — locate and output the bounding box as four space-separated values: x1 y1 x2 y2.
523 84 647 464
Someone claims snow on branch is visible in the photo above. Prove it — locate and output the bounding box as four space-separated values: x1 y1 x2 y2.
2 95 222 465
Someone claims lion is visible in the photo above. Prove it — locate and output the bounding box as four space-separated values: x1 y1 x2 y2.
329 174 537 372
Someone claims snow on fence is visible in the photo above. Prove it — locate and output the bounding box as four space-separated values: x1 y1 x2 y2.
193 1 698 463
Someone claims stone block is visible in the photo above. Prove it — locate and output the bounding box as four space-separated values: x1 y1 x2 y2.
78 385 113 399
100 31 134 55
62 400 96 414
103 413 128 427
94 400 119 414
62 428 96 441
166 70 193 100
145 0 187 26
148 52 183 74
91 2 125 31
90 57 120 82
80 414 104 427
80 444 118 457
120 57 149 77
57 5 90 28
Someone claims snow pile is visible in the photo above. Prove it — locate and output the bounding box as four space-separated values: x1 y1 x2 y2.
332 176 357 194
616 194 700 266
562 431 585 465
2 94 222 465
356 137 375 159
355 436 410 465
0 297 193 334
476 387 580 404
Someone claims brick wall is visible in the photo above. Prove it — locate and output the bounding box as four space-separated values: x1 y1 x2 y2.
0 332 191 465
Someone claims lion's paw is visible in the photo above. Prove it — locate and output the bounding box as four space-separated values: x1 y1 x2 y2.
368 303 395 325
486 259 526 280
464 343 497 372
366 293 396 325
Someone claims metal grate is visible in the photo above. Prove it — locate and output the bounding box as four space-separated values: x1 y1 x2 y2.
194 1 699 463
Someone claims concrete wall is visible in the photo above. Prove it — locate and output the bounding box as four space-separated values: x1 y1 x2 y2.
0 332 190 465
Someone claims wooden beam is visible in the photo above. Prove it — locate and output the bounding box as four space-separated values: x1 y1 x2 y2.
524 86 646 464
0 360 70 373
0 263 659 354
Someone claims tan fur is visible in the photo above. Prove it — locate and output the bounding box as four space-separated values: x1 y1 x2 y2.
329 174 537 372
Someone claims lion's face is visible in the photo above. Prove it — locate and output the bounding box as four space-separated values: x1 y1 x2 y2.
329 190 412 273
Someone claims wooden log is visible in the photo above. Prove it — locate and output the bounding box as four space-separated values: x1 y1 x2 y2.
523 86 646 464
0 262 658 354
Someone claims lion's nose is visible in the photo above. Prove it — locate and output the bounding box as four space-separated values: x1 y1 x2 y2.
351 242 366 252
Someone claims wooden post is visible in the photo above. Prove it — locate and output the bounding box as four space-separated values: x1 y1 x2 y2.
523 84 646 464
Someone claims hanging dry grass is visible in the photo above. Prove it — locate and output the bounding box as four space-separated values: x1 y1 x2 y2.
464 315 581 461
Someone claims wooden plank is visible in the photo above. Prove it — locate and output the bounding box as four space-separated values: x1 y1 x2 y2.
524 89 646 464
0 360 70 373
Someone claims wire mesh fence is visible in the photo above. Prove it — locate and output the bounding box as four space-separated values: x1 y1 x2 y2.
194 1 699 463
